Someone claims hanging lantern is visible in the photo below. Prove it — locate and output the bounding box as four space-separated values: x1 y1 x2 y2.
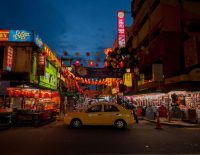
64 69 68 75
8 89 14 97
75 52 79 57
96 63 99 67
67 74 71 79
75 60 80 66
104 61 108 67
86 52 90 56
95 52 100 57
39 92 43 98
88 60 94 67
111 62 117 68
119 61 124 68
63 51 67 56
104 48 112 55
96 58 100 62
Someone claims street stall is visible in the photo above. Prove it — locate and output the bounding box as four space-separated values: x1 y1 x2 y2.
124 91 200 123
7 87 60 126
124 93 167 119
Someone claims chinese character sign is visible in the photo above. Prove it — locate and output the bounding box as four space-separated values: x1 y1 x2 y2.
0 30 9 41
118 11 126 48
4 46 14 71
37 53 46 76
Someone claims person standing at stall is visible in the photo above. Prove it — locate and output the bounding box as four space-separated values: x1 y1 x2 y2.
129 101 139 124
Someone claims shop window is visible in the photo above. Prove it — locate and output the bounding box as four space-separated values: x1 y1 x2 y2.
104 105 119 112
150 0 160 12
86 105 102 113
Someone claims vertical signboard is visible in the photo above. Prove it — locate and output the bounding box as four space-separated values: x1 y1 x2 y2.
34 33 43 49
118 11 126 48
39 61 58 90
3 46 13 71
37 53 46 76
0 30 9 41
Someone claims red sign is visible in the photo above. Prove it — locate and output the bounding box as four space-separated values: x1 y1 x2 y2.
4 46 13 71
37 53 46 76
0 30 9 41
118 11 126 48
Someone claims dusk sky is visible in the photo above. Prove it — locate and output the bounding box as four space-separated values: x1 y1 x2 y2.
0 0 132 66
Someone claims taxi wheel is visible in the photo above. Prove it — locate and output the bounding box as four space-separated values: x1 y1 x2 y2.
114 119 126 129
70 119 82 128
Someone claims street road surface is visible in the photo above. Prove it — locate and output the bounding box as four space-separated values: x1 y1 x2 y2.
0 120 200 155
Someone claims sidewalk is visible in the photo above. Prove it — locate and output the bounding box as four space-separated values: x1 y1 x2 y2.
142 117 200 128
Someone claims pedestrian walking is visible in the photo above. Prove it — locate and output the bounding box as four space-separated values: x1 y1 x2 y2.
133 108 139 124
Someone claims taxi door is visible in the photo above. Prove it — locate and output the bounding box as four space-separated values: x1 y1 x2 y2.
83 104 104 125
101 104 121 125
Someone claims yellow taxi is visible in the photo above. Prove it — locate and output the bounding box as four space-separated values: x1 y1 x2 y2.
64 102 134 129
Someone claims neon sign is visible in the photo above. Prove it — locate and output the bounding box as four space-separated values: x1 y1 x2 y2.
0 30 9 41
117 11 126 48
44 44 61 67
5 46 13 71
9 30 33 42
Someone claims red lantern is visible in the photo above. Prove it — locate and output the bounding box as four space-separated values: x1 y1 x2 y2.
86 52 90 56
63 51 67 56
119 61 124 68
8 89 14 97
39 93 43 98
96 58 100 62
88 60 94 67
75 60 80 66
75 52 79 57
104 61 108 67
96 63 99 67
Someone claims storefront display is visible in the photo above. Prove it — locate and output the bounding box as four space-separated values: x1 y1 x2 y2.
124 91 200 123
6 87 60 126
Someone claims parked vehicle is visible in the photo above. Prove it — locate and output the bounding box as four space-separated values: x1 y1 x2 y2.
64 102 134 129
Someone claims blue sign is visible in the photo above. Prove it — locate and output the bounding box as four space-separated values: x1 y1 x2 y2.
9 30 33 42
34 33 44 49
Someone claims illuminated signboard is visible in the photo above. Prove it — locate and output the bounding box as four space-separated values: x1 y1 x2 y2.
34 33 43 49
37 53 46 76
0 30 9 41
44 44 61 67
3 46 14 71
39 61 58 90
117 11 126 48
9 30 33 42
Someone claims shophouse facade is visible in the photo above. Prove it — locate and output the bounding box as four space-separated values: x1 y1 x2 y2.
129 0 200 91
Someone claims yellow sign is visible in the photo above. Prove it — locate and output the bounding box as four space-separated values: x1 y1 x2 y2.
44 44 61 67
123 73 132 87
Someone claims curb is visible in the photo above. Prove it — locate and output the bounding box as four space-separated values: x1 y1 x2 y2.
143 118 200 128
